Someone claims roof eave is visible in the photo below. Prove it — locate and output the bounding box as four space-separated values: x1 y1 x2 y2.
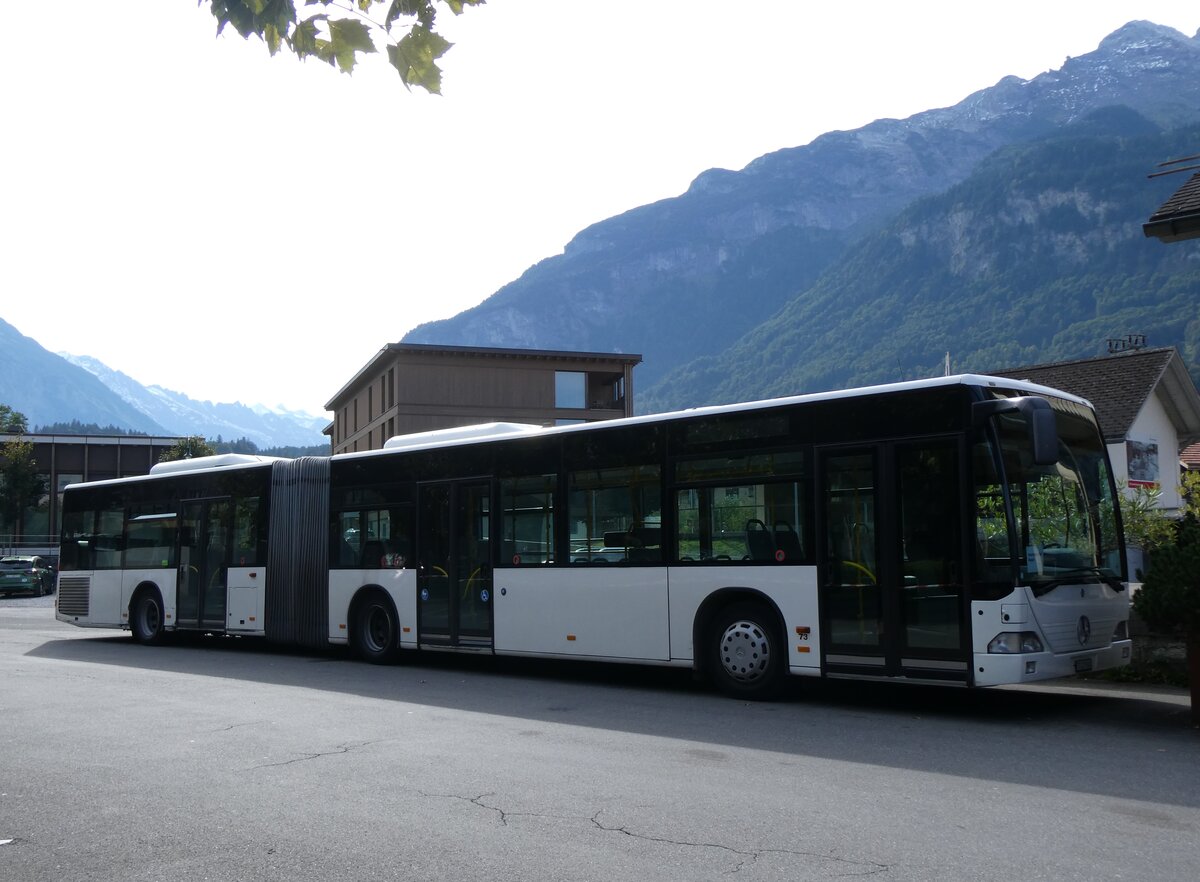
1155 354 1200 448
1143 213 1200 243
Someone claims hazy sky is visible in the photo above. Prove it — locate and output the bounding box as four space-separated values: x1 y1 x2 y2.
4 2 1199 414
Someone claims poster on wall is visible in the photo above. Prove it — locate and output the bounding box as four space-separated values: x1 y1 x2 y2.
1126 439 1160 488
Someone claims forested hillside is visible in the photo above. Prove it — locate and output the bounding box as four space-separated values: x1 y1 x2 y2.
642 113 1200 411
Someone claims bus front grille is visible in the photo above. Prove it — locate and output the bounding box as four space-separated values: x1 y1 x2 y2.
1041 614 1118 653
57 576 91 617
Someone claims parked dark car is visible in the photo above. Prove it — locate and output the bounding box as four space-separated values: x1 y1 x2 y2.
0 555 56 597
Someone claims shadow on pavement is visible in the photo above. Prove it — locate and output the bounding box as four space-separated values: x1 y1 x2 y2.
25 625 1200 810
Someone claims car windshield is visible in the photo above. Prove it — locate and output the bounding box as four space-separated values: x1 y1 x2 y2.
989 402 1124 595
0 558 35 570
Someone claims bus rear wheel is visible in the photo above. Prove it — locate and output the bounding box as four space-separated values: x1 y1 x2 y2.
130 589 167 646
708 602 784 700
352 591 400 664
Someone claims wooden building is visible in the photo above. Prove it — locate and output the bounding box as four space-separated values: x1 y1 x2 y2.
0 433 183 556
325 344 641 454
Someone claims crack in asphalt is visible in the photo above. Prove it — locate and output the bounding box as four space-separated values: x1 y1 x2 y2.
212 720 269 734
590 811 892 877
420 791 523 827
420 791 589 830
248 739 383 769
409 792 893 877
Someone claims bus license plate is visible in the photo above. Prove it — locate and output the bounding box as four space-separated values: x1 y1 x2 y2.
1074 658 1094 673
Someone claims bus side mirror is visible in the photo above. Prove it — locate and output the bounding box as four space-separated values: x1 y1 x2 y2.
972 396 1059 466
1024 399 1059 466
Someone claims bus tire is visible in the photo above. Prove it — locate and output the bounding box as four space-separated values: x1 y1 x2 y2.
130 588 167 646
352 591 400 665
708 602 784 700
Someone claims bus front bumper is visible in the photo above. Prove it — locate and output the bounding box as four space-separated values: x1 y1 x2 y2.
973 639 1132 687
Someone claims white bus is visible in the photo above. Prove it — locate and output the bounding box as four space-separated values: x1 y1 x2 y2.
56 375 1132 698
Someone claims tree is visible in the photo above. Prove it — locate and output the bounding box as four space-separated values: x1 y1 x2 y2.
0 438 48 540
204 0 485 92
1134 512 1200 726
1118 482 1178 571
159 437 217 463
0 404 28 434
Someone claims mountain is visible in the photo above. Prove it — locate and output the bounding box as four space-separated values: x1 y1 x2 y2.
61 355 328 449
0 318 327 447
648 113 1200 410
402 21 1200 405
0 318 169 433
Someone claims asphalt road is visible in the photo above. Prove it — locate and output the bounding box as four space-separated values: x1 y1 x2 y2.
1 597 1197 882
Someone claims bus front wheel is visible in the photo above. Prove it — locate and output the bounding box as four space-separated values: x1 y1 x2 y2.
708 602 784 700
130 589 167 646
352 591 400 664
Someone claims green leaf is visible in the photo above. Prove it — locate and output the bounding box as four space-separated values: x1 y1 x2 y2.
444 0 486 14
387 24 451 92
289 16 325 57
263 22 283 55
385 0 435 30
329 18 377 73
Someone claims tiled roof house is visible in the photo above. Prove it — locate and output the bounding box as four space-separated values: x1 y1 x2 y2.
1183 442 1200 471
991 347 1200 513
1144 169 1200 243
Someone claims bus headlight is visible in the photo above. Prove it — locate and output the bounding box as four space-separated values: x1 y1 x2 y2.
988 632 1044 654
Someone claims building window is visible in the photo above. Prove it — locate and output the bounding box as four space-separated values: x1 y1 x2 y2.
555 371 586 409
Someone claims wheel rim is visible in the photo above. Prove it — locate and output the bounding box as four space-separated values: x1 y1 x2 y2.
140 597 161 635
364 603 393 653
719 618 771 682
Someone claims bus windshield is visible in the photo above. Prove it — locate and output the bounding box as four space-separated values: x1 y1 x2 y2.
992 404 1125 595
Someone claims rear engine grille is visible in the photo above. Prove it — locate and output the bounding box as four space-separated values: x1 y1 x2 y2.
57 576 91 617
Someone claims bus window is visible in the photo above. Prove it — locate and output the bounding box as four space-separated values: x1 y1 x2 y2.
125 509 177 569
500 475 556 565
568 465 662 563
232 497 265 567
673 449 810 563
973 436 1016 598
336 505 413 568
896 441 963 652
94 507 125 569
675 482 808 563
59 505 93 571
823 452 881 648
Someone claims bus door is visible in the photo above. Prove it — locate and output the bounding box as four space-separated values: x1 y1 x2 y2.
818 438 968 681
177 497 232 630
417 480 493 648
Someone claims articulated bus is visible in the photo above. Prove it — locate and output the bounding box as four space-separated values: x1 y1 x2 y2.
56 375 1132 698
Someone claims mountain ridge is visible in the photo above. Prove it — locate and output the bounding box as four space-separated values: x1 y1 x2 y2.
642 112 1200 412
402 20 1200 404
60 354 327 448
0 317 326 448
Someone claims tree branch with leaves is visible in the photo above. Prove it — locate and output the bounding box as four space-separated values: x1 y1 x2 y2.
159 436 217 463
203 0 485 92
0 404 29 435
0 439 48 540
